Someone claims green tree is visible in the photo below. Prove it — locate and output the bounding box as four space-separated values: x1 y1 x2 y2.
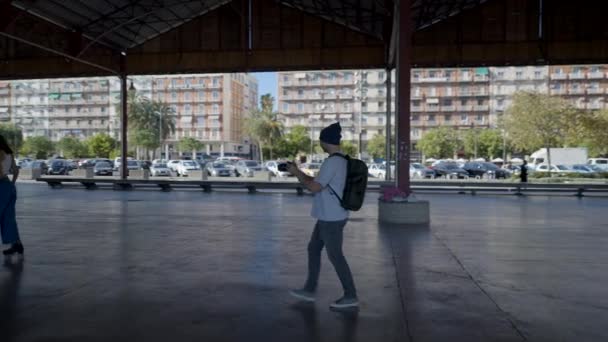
179 137 204 159
568 109 608 157
0 124 23 153
57 136 89 158
117 90 176 159
366 134 395 159
87 133 117 158
462 129 505 160
417 127 461 159
285 125 311 154
504 91 576 168
341 141 358 156
20 136 55 159
245 93 283 161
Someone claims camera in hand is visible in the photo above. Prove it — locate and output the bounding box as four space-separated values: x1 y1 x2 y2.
278 162 292 172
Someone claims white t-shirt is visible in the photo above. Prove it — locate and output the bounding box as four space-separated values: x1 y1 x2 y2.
1 153 12 176
311 154 349 221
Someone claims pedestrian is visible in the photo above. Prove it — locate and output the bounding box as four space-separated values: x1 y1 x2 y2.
287 122 358 309
0 135 24 258
520 160 528 183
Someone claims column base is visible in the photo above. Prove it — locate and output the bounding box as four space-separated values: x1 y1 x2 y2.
378 199 430 225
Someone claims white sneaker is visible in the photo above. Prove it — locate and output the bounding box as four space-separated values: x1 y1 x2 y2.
329 296 359 309
289 289 316 302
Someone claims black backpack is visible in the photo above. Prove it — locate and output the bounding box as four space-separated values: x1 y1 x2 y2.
328 154 368 211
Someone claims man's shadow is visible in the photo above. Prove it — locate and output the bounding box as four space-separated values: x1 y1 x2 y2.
0 257 24 339
290 302 359 342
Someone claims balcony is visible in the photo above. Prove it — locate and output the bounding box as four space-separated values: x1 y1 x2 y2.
457 91 488 97
587 88 604 95
424 121 439 126
441 105 456 112
414 77 449 83
568 88 585 95
550 73 567 80
473 105 489 111
588 72 605 79
550 89 567 95
411 106 422 112
569 73 586 80
425 105 440 112
456 105 473 111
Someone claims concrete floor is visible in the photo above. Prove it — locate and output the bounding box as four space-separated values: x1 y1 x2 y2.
1 184 607 342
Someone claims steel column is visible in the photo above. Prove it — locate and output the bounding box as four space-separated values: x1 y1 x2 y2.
396 0 411 195
385 67 392 181
120 56 128 180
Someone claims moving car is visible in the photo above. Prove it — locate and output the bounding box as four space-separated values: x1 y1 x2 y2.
368 163 386 178
410 163 435 179
48 159 70 175
175 160 200 176
462 162 510 179
150 163 171 177
235 160 262 177
205 161 232 177
265 160 293 177
300 163 321 177
94 161 113 176
432 162 469 179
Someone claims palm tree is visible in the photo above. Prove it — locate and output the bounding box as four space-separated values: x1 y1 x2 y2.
245 94 282 162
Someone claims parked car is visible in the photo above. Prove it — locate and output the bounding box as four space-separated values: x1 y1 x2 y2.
22 160 49 175
535 164 571 173
587 158 608 171
300 163 321 177
17 158 33 168
47 159 70 175
114 157 133 171
410 163 435 179
462 162 510 179
150 163 171 177
94 161 113 176
205 162 232 177
175 160 200 176
266 160 293 177
432 162 469 179
569 164 595 174
167 160 181 172
140 160 152 170
368 163 386 178
235 160 262 177
66 160 78 171
126 160 141 171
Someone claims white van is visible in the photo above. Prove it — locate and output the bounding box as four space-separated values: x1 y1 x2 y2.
587 158 608 170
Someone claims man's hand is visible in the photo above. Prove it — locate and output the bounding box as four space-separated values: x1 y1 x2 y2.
289 161 322 193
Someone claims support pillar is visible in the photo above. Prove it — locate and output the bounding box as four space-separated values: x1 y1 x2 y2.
119 56 128 180
385 68 392 181
396 0 411 196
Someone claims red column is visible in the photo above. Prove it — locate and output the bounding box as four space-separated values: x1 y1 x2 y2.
396 0 412 195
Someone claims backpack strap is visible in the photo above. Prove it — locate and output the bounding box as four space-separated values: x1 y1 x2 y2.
326 153 348 206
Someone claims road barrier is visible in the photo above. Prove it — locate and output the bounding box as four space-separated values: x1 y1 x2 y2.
35 176 608 197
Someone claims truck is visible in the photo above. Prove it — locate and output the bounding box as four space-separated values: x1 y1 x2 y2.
529 148 588 167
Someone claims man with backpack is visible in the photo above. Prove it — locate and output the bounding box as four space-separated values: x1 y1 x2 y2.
287 122 361 309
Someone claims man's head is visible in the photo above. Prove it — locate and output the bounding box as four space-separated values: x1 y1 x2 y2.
319 122 341 153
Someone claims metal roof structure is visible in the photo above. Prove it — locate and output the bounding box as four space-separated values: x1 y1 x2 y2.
1 0 608 79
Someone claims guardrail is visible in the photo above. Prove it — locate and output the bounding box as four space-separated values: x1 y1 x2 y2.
35 176 608 197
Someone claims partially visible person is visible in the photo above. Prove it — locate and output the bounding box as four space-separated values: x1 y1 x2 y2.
0 135 24 257
520 160 528 183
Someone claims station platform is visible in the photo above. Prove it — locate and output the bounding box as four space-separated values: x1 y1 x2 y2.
1 184 607 341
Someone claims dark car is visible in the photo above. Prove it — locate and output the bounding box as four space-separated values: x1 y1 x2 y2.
94 161 114 176
463 162 510 179
48 159 70 175
81 158 113 169
23 161 49 175
432 162 469 179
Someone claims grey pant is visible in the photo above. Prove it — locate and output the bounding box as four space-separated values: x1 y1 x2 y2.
304 219 357 298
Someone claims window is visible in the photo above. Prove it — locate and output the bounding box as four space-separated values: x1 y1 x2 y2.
344 73 352 81
460 99 467 106
283 89 288 96
515 71 523 79
477 99 484 106
378 102 385 108
443 99 452 106
212 104 219 113
283 75 289 82
361 102 367 110
412 100 421 107
428 114 435 121
497 99 505 107
282 103 289 112
213 78 219 86
199 91 205 100
172 92 177 100
428 71 436 78
213 91 219 99
329 72 336 80
477 114 483 121
343 103 351 112
101 107 106 113
171 79 177 87
554 67 563 74
444 115 452 121
199 78 206 86
185 105 192 113
185 92 191 101
378 71 385 80
298 89 304 96
378 116 384 123
534 71 542 79
297 103 304 112
445 71 452 78
461 114 468 121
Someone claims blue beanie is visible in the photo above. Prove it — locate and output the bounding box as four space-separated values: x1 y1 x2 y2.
320 122 342 145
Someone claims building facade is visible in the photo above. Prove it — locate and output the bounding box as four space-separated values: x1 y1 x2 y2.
0 73 258 158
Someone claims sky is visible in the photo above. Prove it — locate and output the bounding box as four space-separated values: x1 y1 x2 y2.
252 72 277 109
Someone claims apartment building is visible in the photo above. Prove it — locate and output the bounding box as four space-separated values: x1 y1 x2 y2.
548 65 608 111
0 73 258 158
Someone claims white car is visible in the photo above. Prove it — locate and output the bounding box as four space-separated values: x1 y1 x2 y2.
167 160 181 172
150 163 171 177
175 160 200 176
535 164 571 173
114 157 134 171
265 160 292 177
368 163 386 178
587 158 608 171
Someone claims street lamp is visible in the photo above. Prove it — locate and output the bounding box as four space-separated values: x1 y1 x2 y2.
470 122 478 159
